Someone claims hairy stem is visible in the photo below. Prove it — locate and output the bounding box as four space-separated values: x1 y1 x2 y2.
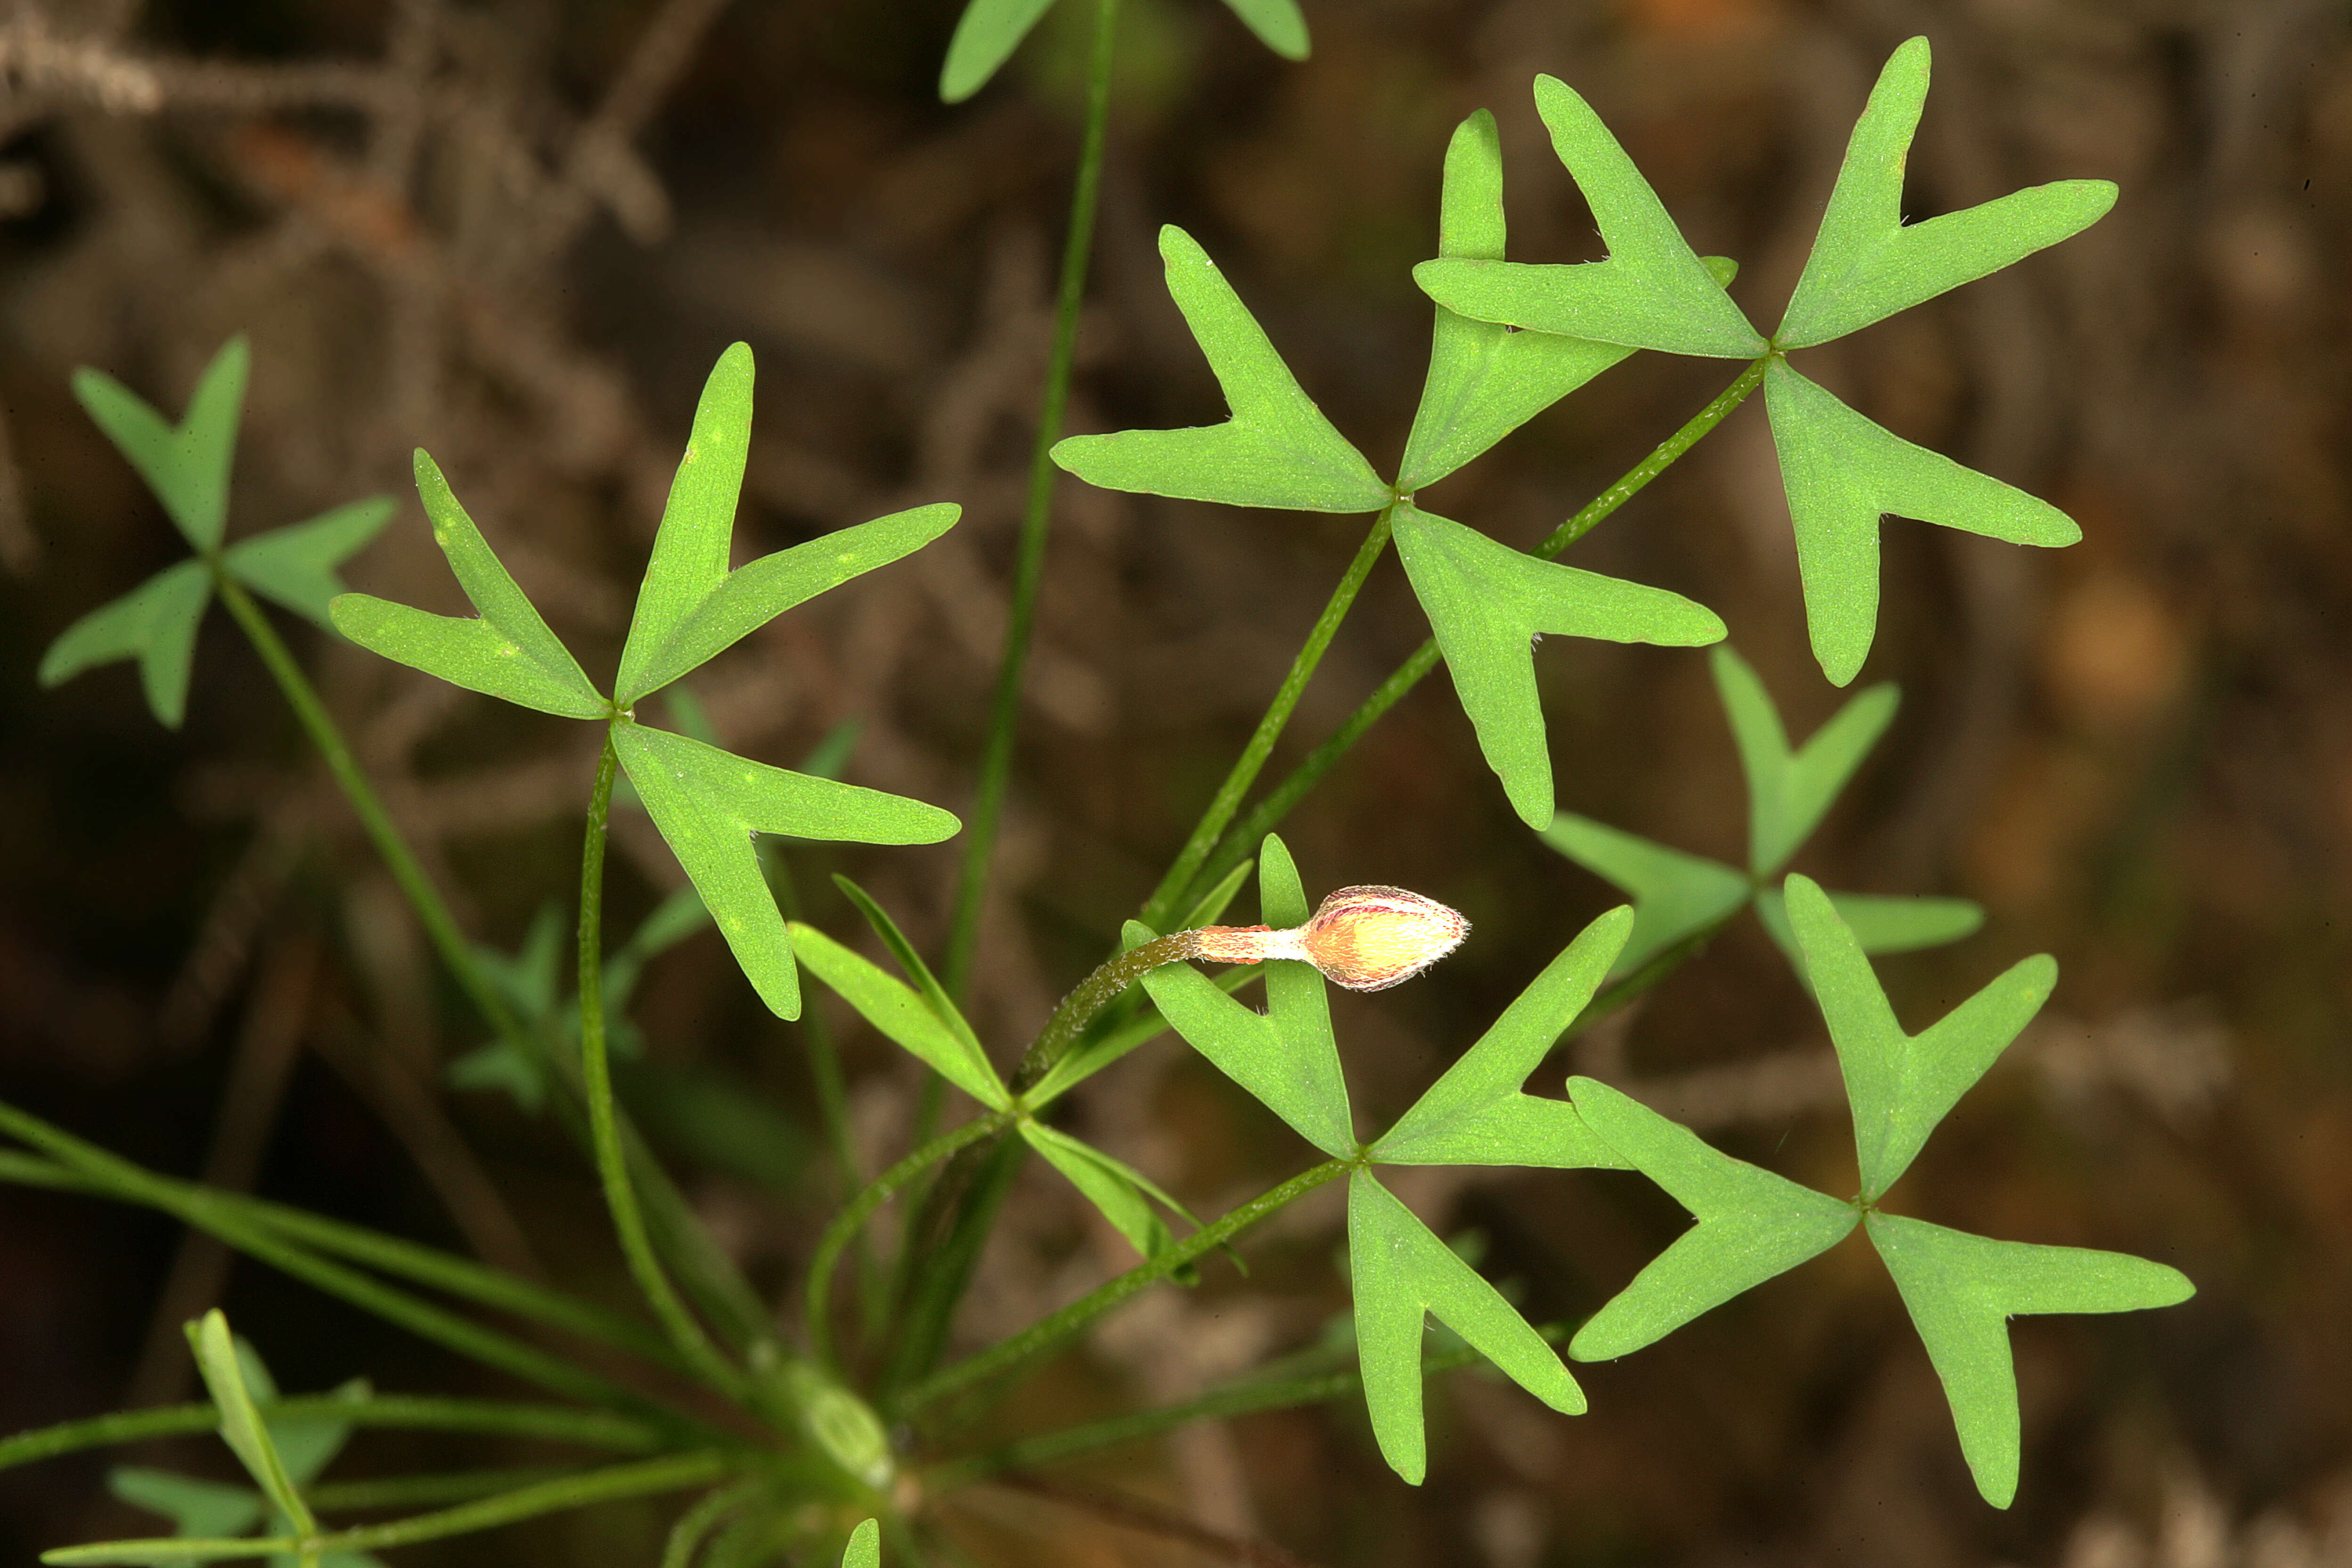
943 0 1124 1000
578 731 749 1404
1012 931 1200 1092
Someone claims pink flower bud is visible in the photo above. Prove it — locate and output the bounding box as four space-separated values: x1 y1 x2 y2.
1189 885 1468 992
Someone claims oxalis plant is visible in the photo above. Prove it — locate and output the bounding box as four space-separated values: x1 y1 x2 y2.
7 22 2194 1567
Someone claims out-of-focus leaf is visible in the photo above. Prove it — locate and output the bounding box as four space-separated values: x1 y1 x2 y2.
1539 814 1749 978
1786 875 2054 1199
1753 886 1983 975
1762 359 2080 686
38 559 212 728
938 0 1058 102
787 923 1007 1109
220 498 394 627
1776 38 2117 350
613 723 958 1020
1348 1170 1583 1485
329 452 606 719
185 1312 312 1540
1867 1211 2192 1508
1220 0 1308 59
1392 499 1724 828
1371 907 1633 1169
1414 78 1763 358
1710 645 1896 875
1052 227 1389 514
1565 1078 1858 1359
71 337 247 552
107 1469 263 1540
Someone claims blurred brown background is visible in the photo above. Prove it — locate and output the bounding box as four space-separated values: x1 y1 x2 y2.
0 0 2345 1563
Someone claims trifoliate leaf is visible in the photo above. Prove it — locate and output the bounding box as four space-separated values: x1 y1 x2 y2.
1018 1120 1197 1261
786 922 1007 1109
1710 645 1895 875
1371 906 1633 1169
1348 1169 1584 1485
1752 885 1982 976
107 1469 263 1539
1762 359 2080 686
1220 0 1308 59
1140 835 1353 1157
38 558 211 728
1414 77 1763 359
71 337 247 553
220 498 394 628
329 451 607 719
843 1519 880 1568
1565 1077 1859 1359
1786 875 2053 1200
1776 38 2118 351
1866 1211 2192 1508
1051 226 1389 514
612 345 959 704
1392 498 1725 829
1538 814 1749 979
613 722 959 1020
1398 112 1653 492
184 1311 313 1539
938 0 1057 102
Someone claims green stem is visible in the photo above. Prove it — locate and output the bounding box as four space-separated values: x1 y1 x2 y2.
804 1113 1009 1369
578 731 749 1404
1137 506 1396 933
305 1468 573 1513
1168 359 1769 916
41 1452 735 1566
0 1396 663 1476
943 0 1123 1000
898 1159 1345 1414
1012 932 1198 1092
660 1479 765 1568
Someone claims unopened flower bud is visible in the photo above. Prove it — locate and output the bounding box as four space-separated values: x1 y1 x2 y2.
1190 884 1468 992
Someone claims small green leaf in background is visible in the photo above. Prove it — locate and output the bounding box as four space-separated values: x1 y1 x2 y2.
614 722 958 1021
1414 77 1764 359
1762 359 2081 686
1786 874 2053 1201
220 498 395 627
1866 1212 2191 1509
1565 1077 1858 1360
1017 1119 1197 1262
1140 835 1354 1157
1391 498 1724 829
38 559 212 728
1051 226 1389 514
1370 906 1633 1170
71 337 247 553
330 451 608 719
1750 885 1981 975
1218 0 1308 60
939 0 1306 103
184 1311 316 1544
842 1518 880 1568
1775 38 2117 351
107 1469 264 1541
1348 1169 1583 1486
787 923 1007 1109
1538 816 1750 979
1713 644 1894 876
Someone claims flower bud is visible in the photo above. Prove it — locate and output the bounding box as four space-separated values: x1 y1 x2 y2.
1189 885 1468 991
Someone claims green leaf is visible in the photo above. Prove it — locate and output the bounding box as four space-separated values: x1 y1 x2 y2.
1139 836 1354 1156
184 1312 315 1541
220 498 394 628
1776 38 2117 351
1018 1120 1197 1261
1413 78 1764 358
1761 359 2081 686
612 347 958 704
842 1518 880 1568
1710 644 1897 875
1220 0 1307 58
1027 920 1263 1106
614 722 958 1019
1565 1077 1859 1359
1786 875 2054 1200
938 0 1056 102
1398 112 1642 492
1752 885 1982 976
1539 814 1750 978
1051 226 1389 514
831 875 986 1072
786 922 1007 1108
1371 907 1634 1168
72 337 248 553
1866 1211 2193 1508
1392 499 1725 828
1348 1169 1584 1485
108 1468 263 1540
38 559 212 728
329 452 606 719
